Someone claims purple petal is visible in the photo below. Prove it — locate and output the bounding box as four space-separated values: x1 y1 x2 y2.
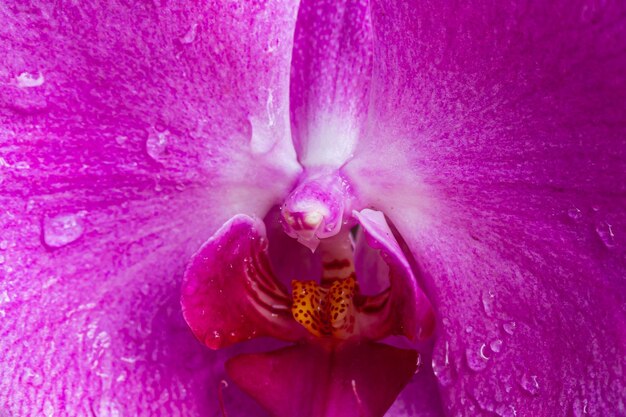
227 342 418 417
182 214 306 349
346 2 626 415
0 1 301 415
354 209 435 341
290 0 372 167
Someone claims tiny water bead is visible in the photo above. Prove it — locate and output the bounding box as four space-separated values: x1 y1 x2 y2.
16 71 45 88
465 342 489 372
489 339 503 353
520 373 540 396
431 339 455 387
146 130 169 162
567 207 582 221
43 212 85 248
595 221 616 248
180 23 198 44
481 289 496 317
503 321 517 335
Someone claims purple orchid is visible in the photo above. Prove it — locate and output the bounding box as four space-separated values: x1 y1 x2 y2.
1 0 625 416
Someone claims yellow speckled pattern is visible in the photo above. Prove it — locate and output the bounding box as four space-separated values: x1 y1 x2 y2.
291 276 357 339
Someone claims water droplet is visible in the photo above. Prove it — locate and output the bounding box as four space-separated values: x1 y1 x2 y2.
180 23 198 44
431 339 455 386
465 325 474 333
495 404 517 417
571 398 589 416
567 207 582 220
146 130 168 161
595 221 616 248
0 240 8 250
503 321 516 335
465 343 489 372
520 373 540 395
16 71 45 88
43 213 85 248
490 339 503 353
115 135 128 145
481 289 496 317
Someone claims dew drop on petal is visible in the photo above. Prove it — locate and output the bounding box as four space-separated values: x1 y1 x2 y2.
570 398 590 416
43 213 85 248
16 71 45 88
465 343 489 372
481 289 496 317
503 321 516 335
520 373 540 395
567 207 582 220
432 339 455 386
180 23 198 44
595 221 616 248
495 404 517 417
490 339 503 353
146 130 168 161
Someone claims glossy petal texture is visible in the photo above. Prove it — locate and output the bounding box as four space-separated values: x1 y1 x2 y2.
345 2 626 415
290 0 372 167
227 342 418 417
182 215 306 349
0 1 300 415
354 209 435 341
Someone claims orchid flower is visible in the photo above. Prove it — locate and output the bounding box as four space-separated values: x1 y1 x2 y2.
1 1 625 416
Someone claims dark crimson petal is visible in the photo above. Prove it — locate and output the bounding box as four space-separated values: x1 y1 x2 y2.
354 209 435 341
181 215 307 349
227 342 418 417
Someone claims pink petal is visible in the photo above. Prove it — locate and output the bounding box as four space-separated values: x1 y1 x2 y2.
346 2 626 415
290 0 372 167
227 342 418 417
354 209 435 341
182 214 307 349
0 1 301 415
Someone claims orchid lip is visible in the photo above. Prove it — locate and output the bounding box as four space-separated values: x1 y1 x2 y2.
181 209 435 347
180 208 436 416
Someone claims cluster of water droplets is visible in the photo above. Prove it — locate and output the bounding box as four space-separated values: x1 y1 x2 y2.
566 204 618 249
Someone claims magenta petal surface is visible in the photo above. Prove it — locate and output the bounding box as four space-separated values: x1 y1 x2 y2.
182 215 306 349
0 1 301 415
290 0 372 167
346 2 626 415
227 342 418 417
